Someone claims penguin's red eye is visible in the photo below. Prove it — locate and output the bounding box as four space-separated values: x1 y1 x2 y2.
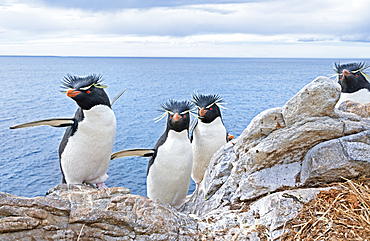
210 107 212 110
170 116 173 118
183 115 186 118
87 90 91 94
355 74 358 77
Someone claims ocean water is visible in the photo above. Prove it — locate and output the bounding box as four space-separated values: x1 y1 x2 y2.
1 56 368 198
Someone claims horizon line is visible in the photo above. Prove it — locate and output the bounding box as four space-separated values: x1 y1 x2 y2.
0 55 369 60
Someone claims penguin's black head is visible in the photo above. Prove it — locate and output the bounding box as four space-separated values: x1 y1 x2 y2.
333 62 370 93
192 93 224 124
60 74 111 110
159 100 193 133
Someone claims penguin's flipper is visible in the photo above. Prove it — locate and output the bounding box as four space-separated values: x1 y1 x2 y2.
111 148 155 160
189 118 198 142
10 118 76 129
110 88 126 106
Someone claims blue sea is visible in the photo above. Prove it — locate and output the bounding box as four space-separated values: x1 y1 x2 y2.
1 56 368 198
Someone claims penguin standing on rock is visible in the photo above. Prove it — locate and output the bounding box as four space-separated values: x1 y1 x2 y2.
334 62 370 108
11 74 118 190
111 100 193 208
190 93 232 189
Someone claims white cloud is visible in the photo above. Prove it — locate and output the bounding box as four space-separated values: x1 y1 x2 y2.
0 0 370 57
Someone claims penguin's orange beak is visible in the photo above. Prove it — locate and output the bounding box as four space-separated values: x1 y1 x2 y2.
199 107 207 117
173 113 181 121
67 89 81 97
343 69 351 77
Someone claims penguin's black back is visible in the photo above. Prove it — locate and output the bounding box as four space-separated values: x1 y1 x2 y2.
189 120 198 143
58 108 84 183
146 131 167 176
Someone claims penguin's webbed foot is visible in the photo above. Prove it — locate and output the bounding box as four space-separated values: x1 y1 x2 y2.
97 182 108 190
227 134 234 141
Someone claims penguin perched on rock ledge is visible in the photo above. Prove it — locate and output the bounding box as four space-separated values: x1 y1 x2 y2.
334 62 370 108
11 74 120 190
190 93 232 189
111 100 194 209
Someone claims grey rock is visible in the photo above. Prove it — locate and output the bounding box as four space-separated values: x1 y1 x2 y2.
301 130 370 185
181 141 237 215
183 76 370 216
237 117 344 175
47 184 130 209
193 187 336 239
282 76 341 126
183 116 349 215
237 161 302 202
338 100 370 118
0 186 199 240
234 107 285 157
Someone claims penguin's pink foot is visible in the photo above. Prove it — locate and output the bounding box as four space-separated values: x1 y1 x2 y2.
196 183 199 189
97 182 108 190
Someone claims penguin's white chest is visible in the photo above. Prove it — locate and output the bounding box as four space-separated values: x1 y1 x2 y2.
191 117 226 183
336 89 370 108
61 105 116 184
147 130 192 208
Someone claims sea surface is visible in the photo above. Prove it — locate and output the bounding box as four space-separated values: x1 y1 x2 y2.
1 56 368 198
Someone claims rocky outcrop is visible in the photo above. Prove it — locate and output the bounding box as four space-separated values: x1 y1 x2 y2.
1 76 370 240
0 185 199 240
301 130 370 185
338 100 370 118
180 77 370 238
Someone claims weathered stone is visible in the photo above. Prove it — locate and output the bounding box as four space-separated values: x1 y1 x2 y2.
183 77 370 216
183 118 349 215
282 76 341 126
343 118 370 135
0 192 70 216
203 141 236 199
238 117 344 174
180 140 238 215
47 184 130 209
0 216 41 233
0 186 199 240
301 130 370 185
237 161 302 201
234 107 285 157
339 100 370 118
193 187 337 239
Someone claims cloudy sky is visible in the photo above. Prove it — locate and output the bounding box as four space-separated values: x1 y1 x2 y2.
1 0 370 58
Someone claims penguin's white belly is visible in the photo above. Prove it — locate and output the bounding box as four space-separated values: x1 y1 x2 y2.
191 117 226 184
336 89 370 108
61 105 116 184
147 130 192 208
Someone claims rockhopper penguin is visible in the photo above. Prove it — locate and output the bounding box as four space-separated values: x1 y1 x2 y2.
190 93 232 189
11 74 117 190
334 62 370 108
111 100 193 208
